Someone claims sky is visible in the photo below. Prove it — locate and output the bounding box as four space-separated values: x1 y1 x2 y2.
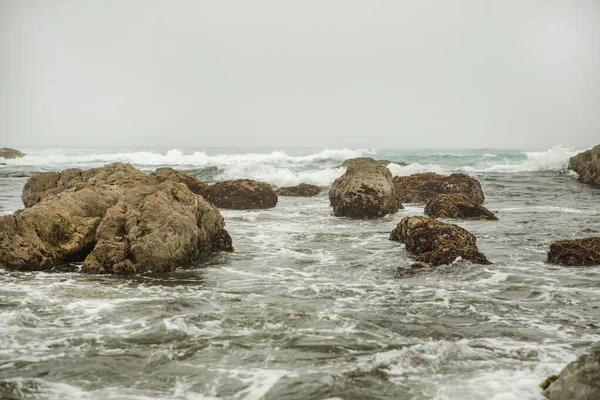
0 0 599 149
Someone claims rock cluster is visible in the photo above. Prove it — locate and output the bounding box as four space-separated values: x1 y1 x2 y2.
543 349 600 400
547 237 600 266
329 157 401 219
0 147 25 159
0 162 233 274
390 216 490 266
277 183 321 197
570 145 600 186
393 173 485 204
424 194 497 220
201 179 278 209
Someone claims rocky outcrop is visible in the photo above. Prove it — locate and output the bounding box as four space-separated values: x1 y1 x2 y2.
424 194 497 220
570 145 600 186
390 216 490 266
341 158 407 168
150 167 207 194
329 158 401 219
393 173 485 204
544 350 600 400
547 237 600 266
0 162 233 274
201 179 278 209
0 147 25 159
277 183 321 197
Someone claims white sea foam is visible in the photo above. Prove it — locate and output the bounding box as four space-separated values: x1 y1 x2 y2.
462 145 580 173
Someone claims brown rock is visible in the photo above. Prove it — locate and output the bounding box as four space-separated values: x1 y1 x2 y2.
0 162 232 274
0 147 25 159
424 194 497 220
390 216 490 266
544 349 600 400
201 179 278 209
150 167 207 194
277 183 321 197
329 157 401 219
341 158 407 168
393 173 485 204
570 145 600 186
547 237 600 266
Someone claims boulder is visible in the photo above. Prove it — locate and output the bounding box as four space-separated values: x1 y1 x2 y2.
0 162 233 274
424 194 497 220
341 157 407 168
547 237 600 266
0 147 25 159
329 157 401 219
277 183 321 197
570 145 600 186
393 173 485 204
201 179 278 209
390 216 490 266
150 167 207 194
544 350 600 400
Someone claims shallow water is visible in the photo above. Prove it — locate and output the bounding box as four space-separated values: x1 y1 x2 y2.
1 147 599 399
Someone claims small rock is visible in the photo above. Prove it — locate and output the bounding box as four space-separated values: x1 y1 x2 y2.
201 179 278 209
393 172 485 204
547 237 600 266
277 183 322 197
424 194 497 220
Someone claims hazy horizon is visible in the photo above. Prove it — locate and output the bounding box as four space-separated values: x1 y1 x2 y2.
1 1 599 149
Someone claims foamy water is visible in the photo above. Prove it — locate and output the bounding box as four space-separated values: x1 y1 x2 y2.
1 146 599 399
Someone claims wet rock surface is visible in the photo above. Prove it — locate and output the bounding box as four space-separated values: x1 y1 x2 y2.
570 145 600 187
393 173 485 204
424 194 497 220
277 183 322 197
390 216 490 266
150 167 207 194
201 179 278 209
544 349 600 400
329 157 401 219
0 162 232 274
547 237 600 266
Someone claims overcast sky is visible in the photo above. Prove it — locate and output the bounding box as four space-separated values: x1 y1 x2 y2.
1 0 599 149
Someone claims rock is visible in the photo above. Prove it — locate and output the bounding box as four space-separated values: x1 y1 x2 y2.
201 179 278 209
424 194 497 220
393 173 485 204
547 237 600 266
0 147 25 159
329 157 401 219
544 350 600 400
150 167 207 194
570 145 600 186
0 162 233 274
390 216 490 266
340 158 407 168
277 183 322 197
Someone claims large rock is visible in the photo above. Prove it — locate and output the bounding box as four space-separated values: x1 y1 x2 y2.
277 183 321 197
201 179 278 209
570 145 600 186
150 167 207 194
547 237 600 266
0 147 25 159
390 216 490 266
424 194 497 220
393 173 485 204
341 158 407 168
0 162 233 274
329 157 401 219
544 350 600 400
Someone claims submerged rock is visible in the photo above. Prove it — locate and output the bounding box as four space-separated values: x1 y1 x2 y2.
150 167 207 194
0 162 233 274
547 237 600 266
544 350 600 400
390 216 490 266
277 183 321 197
329 157 401 219
201 179 278 209
424 194 497 220
0 147 25 159
570 145 600 186
393 173 485 204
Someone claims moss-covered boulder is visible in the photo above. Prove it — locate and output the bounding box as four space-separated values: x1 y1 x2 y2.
543 350 600 399
424 194 497 220
393 173 485 204
390 216 490 266
150 167 207 194
547 237 600 266
0 147 25 159
201 179 278 209
0 162 233 274
329 157 401 219
277 183 321 197
570 145 600 186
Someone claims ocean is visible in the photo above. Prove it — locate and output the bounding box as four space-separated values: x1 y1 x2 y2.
1 146 599 400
